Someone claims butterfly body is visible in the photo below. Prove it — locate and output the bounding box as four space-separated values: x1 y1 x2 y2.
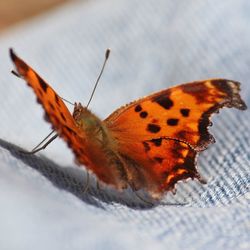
72 102 130 189
10 49 247 199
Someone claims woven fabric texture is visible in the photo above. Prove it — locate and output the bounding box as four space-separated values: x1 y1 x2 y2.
0 0 249 249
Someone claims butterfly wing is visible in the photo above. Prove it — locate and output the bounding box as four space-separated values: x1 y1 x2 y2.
10 51 247 197
10 49 131 188
10 49 78 132
10 49 92 165
104 79 247 197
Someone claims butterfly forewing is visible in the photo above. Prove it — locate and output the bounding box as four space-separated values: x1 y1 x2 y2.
10 50 89 164
105 79 247 151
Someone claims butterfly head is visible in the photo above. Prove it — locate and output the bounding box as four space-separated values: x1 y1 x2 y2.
72 103 101 133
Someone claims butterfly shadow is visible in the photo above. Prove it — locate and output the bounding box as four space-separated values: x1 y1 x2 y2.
0 138 180 210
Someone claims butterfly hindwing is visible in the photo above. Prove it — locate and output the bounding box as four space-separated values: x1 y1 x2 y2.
105 79 247 196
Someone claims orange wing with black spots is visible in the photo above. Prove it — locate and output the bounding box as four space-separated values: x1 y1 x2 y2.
143 139 200 194
10 49 129 188
10 48 247 199
10 49 77 132
105 79 247 197
10 49 90 166
105 79 246 151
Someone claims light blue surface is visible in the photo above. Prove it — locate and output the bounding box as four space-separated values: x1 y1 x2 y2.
0 0 249 249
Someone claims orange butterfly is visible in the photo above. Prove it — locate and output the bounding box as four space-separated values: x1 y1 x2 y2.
10 49 247 199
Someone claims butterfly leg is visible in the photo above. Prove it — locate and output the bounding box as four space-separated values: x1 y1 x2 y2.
21 132 58 154
31 130 56 152
11 70 21 78
81 171 90 194
30 134 58 154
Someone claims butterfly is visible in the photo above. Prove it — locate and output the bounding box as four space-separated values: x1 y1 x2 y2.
10 48 247 199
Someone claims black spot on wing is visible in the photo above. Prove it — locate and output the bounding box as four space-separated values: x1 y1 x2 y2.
140 111 148 118
151 138 162 146
55 93 60 106
48 101 55 111
167 118 179 126
147 124 161 133
154 157 163 163
135 105 142 112
152 95 173 109
60 112 67 122
180 108 190 117
36 73 48 93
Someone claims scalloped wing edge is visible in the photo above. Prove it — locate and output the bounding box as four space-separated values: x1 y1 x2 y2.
195 80 247 151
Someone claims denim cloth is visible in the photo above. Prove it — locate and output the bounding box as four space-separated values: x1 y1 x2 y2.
0 0 249 249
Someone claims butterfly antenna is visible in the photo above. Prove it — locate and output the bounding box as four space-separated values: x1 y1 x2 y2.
86 48 111 108
59 96 74 106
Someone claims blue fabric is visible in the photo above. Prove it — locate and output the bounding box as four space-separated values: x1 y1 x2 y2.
0 0 249 249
